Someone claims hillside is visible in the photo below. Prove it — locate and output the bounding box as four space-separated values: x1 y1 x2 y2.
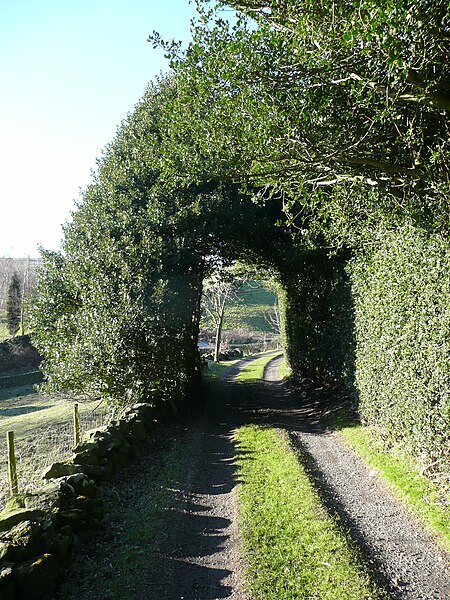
199 280 280 354
200 280 278 334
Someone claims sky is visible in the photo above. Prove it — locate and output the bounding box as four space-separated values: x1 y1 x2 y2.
0 0 198 257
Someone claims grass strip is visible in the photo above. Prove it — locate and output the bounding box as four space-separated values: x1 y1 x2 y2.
204 359 239 381
278 357 292 380
234 425 385 600
337 423 450 552
236 352 282 383
58 427 192 600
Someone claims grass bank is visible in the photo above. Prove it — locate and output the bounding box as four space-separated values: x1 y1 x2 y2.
204 359 239 381
107 435 187 599
278 356 291 380
234 425 384 599
57 423 196 600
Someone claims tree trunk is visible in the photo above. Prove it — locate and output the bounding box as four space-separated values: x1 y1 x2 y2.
214 303 225 362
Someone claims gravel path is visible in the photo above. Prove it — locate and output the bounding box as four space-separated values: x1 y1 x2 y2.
263 353 284 381
293 429 449 599
141 384 248 600
53 355 449 599
261 359 450 600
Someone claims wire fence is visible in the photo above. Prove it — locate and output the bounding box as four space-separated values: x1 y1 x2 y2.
0 400 109 510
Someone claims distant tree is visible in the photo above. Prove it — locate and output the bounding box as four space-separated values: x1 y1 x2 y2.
7 271 21 337
264 298 282 338
0 257 40 314
20 257 31 335
202 267 246 362
0 258 14 311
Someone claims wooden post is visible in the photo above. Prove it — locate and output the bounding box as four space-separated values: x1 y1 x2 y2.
73 402 80 447
7 431 18 496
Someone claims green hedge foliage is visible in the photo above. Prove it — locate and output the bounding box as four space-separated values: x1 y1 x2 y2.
280 251 355 387
351 226 450 467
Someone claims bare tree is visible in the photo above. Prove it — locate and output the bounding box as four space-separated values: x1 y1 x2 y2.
202 268 246 362
264 297 282 337
0 257 14 311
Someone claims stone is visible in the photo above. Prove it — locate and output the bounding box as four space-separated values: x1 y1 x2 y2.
74 427 124 458
62 473 97 497
53 526 75 564
82 425 108 440
80 463 110 481
3 494 27 512
0 520 43 561
0 561 14 579
0 509 44 533
117 415 136 436
14 553 60 600
42 462 82 480
23 487 60 517
75 497 104 520
131 402 157 426
131 402 155 413
129 419 147 441
56 509 86 530
72 450 100 466
0 542 9 561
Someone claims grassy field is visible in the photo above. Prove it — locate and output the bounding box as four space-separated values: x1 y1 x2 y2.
201 281 278 334
0 372 107 508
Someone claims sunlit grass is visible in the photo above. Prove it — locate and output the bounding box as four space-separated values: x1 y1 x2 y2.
235 425 384 599
0 375 107 507
278 356 292 380
203 359 239 381
200 282 278 334
235 351 282 383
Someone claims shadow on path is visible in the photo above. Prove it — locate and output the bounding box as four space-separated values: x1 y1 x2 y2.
73 354 448 600
141 376 252 599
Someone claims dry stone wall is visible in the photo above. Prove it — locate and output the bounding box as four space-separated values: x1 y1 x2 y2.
0 400 171 599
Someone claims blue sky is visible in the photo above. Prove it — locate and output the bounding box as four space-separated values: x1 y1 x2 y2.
0 0 197 257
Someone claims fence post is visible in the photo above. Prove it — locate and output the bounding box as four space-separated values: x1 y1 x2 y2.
7 431 18 496
73 402 80 448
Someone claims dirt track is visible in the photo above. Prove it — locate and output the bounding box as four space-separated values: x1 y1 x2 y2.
55 355 450 599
